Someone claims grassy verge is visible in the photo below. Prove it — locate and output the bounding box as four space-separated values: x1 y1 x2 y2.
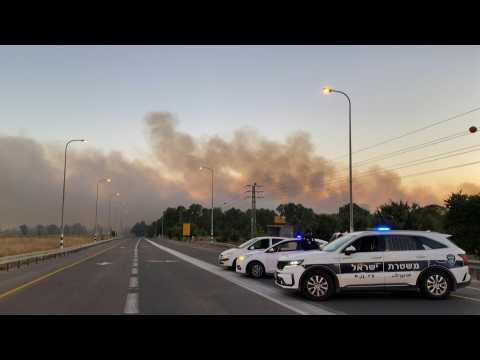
0 235 94 257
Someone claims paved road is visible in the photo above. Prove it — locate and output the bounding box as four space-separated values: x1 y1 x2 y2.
148 238 480 315
0 236 479 314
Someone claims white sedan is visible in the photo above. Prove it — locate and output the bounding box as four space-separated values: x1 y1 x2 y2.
235 238 322 278
218 236 291 269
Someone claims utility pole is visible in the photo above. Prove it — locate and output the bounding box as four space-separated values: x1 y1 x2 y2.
245 182 264 238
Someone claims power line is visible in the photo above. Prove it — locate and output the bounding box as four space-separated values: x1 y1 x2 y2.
265 158 480 198
312 144 480 188
262 126 478 195
339 130 471 171
326 106 480 162
263 141 480 195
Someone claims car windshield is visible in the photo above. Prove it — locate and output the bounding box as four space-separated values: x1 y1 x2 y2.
322 233 356 252
238 238 259 248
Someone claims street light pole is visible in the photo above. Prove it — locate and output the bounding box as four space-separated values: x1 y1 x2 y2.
323 87 354 232
200 166 214 242
60 139 87 249
108 192 120 237
94 178 111 241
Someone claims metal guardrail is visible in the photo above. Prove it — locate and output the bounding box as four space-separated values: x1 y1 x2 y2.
0 238 118 271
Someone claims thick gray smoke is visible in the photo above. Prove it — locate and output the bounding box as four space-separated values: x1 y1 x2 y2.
0 111 454 229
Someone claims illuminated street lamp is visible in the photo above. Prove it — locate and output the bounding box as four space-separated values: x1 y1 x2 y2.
200 166 214 242
323 86 354 232
59 139 87 249
94 177 111 241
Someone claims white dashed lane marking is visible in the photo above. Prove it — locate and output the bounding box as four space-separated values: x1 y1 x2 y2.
124 293 139 314
123 239 141 314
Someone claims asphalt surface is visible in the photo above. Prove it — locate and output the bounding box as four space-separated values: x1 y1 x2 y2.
0 236 479 315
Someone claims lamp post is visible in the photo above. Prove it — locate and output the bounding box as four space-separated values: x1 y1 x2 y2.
59 139 87 249
108 192 120 237
200 166 214 242
94 177 111 241
323 86 354 233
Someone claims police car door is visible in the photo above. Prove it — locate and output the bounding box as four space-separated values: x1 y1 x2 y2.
338 235 385 288
264 240 301 273
383 235 428 287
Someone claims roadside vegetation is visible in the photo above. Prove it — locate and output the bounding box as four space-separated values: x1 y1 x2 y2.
0 235 92 257
131 190 480 255
0 223 102 257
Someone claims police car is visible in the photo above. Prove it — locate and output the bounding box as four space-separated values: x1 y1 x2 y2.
218 236 291 269
274 228 471 301
236 238 321 278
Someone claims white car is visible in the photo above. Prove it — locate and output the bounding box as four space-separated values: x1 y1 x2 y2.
218 236 290 269
274 229 471 301
314 238 329 248
236 238 322 278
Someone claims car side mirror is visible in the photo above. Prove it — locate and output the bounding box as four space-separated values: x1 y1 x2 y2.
266 247 275 253
344 245 357 255
248 245 254 250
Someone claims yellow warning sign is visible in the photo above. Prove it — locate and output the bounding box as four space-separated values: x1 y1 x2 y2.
274 216 286 225
182 223 191 236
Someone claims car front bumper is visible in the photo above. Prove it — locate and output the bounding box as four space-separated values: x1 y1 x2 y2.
218 256 234 267
235 261 248 274
274 266 303 290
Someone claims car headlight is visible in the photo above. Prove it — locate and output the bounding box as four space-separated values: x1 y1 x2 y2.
287 259 304 266
238 254 253 262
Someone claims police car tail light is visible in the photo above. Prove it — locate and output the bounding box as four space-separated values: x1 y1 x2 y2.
459 254 469 266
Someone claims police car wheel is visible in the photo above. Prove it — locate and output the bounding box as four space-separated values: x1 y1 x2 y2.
422 270 451 299
301 271 334 301
248 261 265 278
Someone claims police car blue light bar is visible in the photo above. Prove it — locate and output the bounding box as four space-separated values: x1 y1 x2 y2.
375 226 391 231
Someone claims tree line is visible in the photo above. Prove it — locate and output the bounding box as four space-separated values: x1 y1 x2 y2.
130 190 480 254
0 223 91 237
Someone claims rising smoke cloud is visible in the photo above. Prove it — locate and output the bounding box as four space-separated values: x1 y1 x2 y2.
0 111 462 229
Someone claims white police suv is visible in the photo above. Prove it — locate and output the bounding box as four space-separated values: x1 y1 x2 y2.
236 238 321 278
274 229 471 301
218 236 290 270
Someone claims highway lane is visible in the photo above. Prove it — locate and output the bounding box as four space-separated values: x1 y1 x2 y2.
151 238 480 315
0 239 122 296
1 235 479 315
0 237 298 315
137 239 295 314
0 238 133 314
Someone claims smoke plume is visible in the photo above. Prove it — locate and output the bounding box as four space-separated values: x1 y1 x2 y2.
0 111 458 229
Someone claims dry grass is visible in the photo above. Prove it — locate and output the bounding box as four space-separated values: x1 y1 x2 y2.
0 235 94 257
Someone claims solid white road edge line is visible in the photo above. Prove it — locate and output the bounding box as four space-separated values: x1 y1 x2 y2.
452 294 480 303
145 239 337 315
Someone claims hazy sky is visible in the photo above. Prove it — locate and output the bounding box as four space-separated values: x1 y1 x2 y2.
1 45 480 227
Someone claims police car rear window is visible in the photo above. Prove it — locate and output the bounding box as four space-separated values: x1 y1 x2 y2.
415 236 447 250
385 235 419 251
384 235 448 251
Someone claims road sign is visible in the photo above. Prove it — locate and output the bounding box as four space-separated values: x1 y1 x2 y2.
274 215 286 224
182 223 191 236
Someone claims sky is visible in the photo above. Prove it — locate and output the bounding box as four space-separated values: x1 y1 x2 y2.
1 45 479 229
